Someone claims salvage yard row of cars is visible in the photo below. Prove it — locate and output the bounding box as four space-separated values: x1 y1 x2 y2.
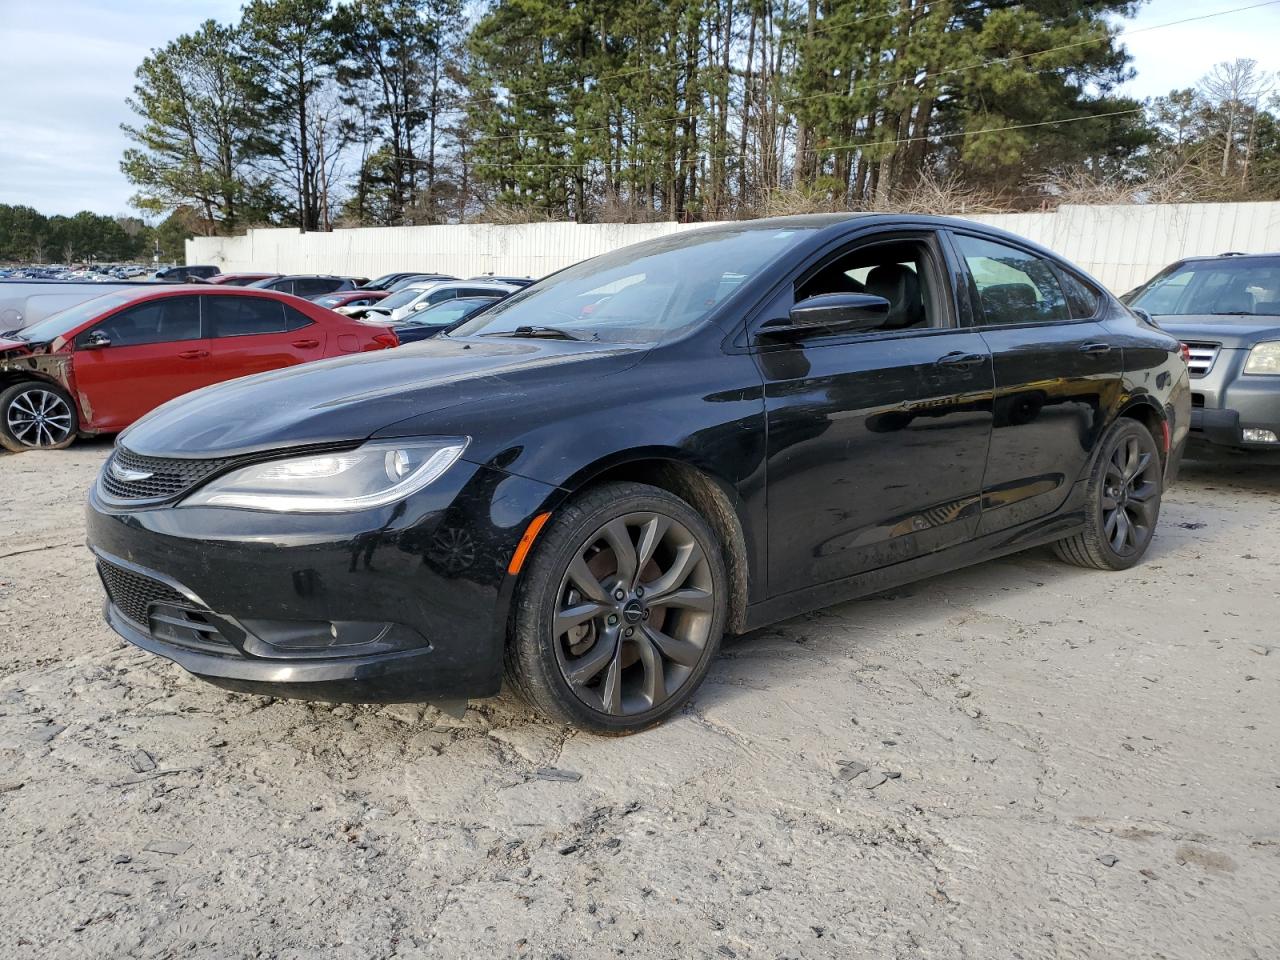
0 268 533 450
3 214 1279 733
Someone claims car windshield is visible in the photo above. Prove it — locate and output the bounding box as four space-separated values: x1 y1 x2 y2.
11 291 134 341
450 226 816 344
377 286 433 311
1130 258 1280 316
405 298 497 327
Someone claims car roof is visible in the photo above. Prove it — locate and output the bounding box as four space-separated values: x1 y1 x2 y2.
1178 252 1280 263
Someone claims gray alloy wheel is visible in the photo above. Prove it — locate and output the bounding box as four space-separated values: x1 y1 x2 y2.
1100 433 1160 556
553 511 716 717
506 481 728 734
1053 418 1162 571
0 382 78 452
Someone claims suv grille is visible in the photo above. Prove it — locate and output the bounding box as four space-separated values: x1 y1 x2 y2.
101 448 236 503
1183 341 1219 378
98 560 189 626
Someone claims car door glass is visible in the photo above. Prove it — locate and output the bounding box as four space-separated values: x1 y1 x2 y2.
1059 269 1101 319
76 296 201 347
206 296 287 337
792 238 938 332
953 234 1069 325
284 305 315 330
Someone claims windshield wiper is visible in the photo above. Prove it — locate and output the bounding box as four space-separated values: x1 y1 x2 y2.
481 325 589 341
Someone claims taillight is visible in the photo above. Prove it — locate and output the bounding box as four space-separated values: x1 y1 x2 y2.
1179 342 1191 364
372 331 399 349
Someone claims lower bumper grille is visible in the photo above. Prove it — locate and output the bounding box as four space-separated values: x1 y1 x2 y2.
97 560 188 626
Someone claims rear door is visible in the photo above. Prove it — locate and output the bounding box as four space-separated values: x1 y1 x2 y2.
202 295 327 381
945 230 1125 534
69 294 211 430
757 228 995 594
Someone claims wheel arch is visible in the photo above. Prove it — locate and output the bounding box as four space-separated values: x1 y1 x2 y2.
1115 395 1169 466
559 451 753 636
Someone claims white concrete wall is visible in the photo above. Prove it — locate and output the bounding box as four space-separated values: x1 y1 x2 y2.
188 202 1280 295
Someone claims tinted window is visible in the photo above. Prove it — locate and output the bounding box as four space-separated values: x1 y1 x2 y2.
284 305 315 331
953 234 1069 326
205 296 286 337
1060 270 1101 319
75 296 201 347
295 278 342 297
425 289 459 305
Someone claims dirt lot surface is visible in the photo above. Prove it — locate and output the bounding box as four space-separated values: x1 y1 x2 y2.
0 441 1277 959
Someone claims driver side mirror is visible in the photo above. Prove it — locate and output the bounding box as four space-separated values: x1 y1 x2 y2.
759 293 893 339
81 330 111 349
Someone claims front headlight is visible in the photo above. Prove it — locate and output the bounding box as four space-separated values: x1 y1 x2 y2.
1244 341 1280 375
182 438 469 512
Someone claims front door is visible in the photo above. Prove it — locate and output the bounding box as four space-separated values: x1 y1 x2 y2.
70 294 211 431
945 231 1126 534
758 231 995 596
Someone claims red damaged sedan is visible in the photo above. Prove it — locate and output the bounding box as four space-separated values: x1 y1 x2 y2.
0 285 398 451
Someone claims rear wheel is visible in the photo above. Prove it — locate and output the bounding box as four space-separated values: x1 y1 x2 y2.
507 482 728 734
0 382 78 452
1053 418 1162 570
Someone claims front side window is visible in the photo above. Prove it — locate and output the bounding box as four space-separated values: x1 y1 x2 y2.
792 238 940 332
952 234 1069 326
1129 258 1280 316
205 296 287 337
75 296 202 348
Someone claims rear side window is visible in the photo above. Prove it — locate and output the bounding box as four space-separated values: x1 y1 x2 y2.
952 234 1069 326
76 296 201 347
205 296 287 337
284 305 315 330
295 278 342 297
1059 270 1101 319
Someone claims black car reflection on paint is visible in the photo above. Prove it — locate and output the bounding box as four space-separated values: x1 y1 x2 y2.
86 215 1190 734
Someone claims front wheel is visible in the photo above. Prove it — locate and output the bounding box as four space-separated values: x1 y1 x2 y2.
0 381 79 452
506 482 728 734
1053 418 1163 570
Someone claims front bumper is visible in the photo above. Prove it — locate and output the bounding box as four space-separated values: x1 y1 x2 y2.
1186 348 1280 453
86 459 559 703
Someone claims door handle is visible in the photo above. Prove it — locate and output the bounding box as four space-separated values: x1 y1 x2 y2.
1080 342 1113 355
291 339 321 349
935 352 986 368
177 349 209 360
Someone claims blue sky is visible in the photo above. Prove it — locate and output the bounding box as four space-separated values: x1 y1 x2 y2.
0 0 1277 218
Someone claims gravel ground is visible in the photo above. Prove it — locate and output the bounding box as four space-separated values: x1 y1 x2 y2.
0 440 1277 960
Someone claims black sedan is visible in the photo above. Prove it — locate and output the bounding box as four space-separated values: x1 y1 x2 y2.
86 215 1190 734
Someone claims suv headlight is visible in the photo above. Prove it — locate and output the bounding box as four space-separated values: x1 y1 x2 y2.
1244 341 1280 375
182 438 469 512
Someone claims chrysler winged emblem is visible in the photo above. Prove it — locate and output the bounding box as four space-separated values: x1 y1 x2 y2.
109 460 153 483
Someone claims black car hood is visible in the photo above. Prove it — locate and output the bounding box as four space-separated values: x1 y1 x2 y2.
1155 314 1280 349
121 336 646 458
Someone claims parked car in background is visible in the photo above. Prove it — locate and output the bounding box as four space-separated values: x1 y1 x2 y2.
156 265 219 282
385 273 457 292
1126 252 1280 456
362 280 519 324
208 272 280 286
362 272 450 291
468 274 536 287
313 290 392 316
390 295 504 344
248 275 366 298
0 285 397 451
84 215 1188 732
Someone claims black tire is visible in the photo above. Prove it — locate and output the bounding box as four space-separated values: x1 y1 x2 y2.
0 381 79 452
1053 418 1163 571
506 481 728 734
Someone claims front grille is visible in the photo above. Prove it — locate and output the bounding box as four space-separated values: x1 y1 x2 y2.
98 560 189 626
1183 341 1219 378
101 448 236 502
